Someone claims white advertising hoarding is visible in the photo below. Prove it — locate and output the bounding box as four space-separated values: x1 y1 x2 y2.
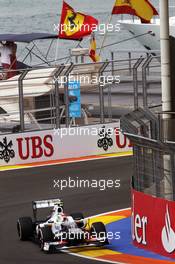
0 122 132 166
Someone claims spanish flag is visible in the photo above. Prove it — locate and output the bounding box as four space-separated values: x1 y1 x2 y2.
112 0 158 23
58 1 98 40
89 34 100 63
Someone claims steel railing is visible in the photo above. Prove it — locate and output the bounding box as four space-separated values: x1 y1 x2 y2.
0 54 161 134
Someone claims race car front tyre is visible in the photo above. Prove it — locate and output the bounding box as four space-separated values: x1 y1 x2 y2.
70 212 84 220
17 217 33 241
39 226 54 253
70 212 85 228
91 222 108 245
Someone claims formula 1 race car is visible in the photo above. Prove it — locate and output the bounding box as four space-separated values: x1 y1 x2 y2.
17 198 108 253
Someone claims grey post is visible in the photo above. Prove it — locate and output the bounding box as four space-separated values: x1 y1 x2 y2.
111 51 114 76
133 56 144 110
64 63 74 127
18 69 30 132
128 52 132 75
54 65 66 129
99 61 110 124
142 55 153 109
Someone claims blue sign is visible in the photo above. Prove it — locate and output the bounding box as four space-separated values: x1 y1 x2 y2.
68 81 81 118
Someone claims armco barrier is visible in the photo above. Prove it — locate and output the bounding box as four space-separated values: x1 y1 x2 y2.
132 189 175 258
0 122 132 166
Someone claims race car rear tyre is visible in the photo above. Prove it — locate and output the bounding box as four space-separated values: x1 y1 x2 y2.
70 212 84 220
39 226 54 253
17 217 33 241
91 222 108 245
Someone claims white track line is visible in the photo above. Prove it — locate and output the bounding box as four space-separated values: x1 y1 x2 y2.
0 153 132 171
67 252 127 264
67 208 131 264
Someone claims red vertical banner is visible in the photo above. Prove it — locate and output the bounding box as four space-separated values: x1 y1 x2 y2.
132 189 175 258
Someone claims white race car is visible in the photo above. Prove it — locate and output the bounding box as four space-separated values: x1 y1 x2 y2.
17 198 108 253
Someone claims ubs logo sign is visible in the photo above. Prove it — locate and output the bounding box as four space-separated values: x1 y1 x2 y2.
161 205 175 253
0 137 15 163
16 135 54 160
0 134 54 164
115 128 132 149
97 126 113 151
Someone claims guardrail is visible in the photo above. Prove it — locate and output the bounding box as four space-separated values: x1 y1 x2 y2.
0 53 161 134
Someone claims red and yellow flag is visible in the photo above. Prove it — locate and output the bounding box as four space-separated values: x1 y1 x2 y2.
112 0 158 23
58 1 98 40
89 34 100 63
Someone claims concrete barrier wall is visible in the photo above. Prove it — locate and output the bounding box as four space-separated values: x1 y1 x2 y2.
0 122 132 166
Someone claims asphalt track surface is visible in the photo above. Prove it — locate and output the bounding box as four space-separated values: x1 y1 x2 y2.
0 156 132 264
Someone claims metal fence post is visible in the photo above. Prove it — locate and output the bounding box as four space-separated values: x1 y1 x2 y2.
81 55 84 64
99 61 110 124
75 56 78 64
146 53 150 75
108 85 112 122
142 55 153 109
133 56 144 110
64 63 74 127
111 51 114 76
54 65 66 129
157 112 162 141
128 52 132 75
18 69 30 132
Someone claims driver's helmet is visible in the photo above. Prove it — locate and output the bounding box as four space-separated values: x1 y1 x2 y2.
51 205 63 216
51 205 64 223
52 204 63 214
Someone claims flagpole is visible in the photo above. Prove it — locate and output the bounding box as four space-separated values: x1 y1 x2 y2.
99 0 116 56
160 0 173 200
99 14 113 56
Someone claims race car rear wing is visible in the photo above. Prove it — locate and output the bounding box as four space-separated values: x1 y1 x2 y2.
32 198 64 220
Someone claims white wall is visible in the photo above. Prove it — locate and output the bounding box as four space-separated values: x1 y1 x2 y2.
0 122 132 166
